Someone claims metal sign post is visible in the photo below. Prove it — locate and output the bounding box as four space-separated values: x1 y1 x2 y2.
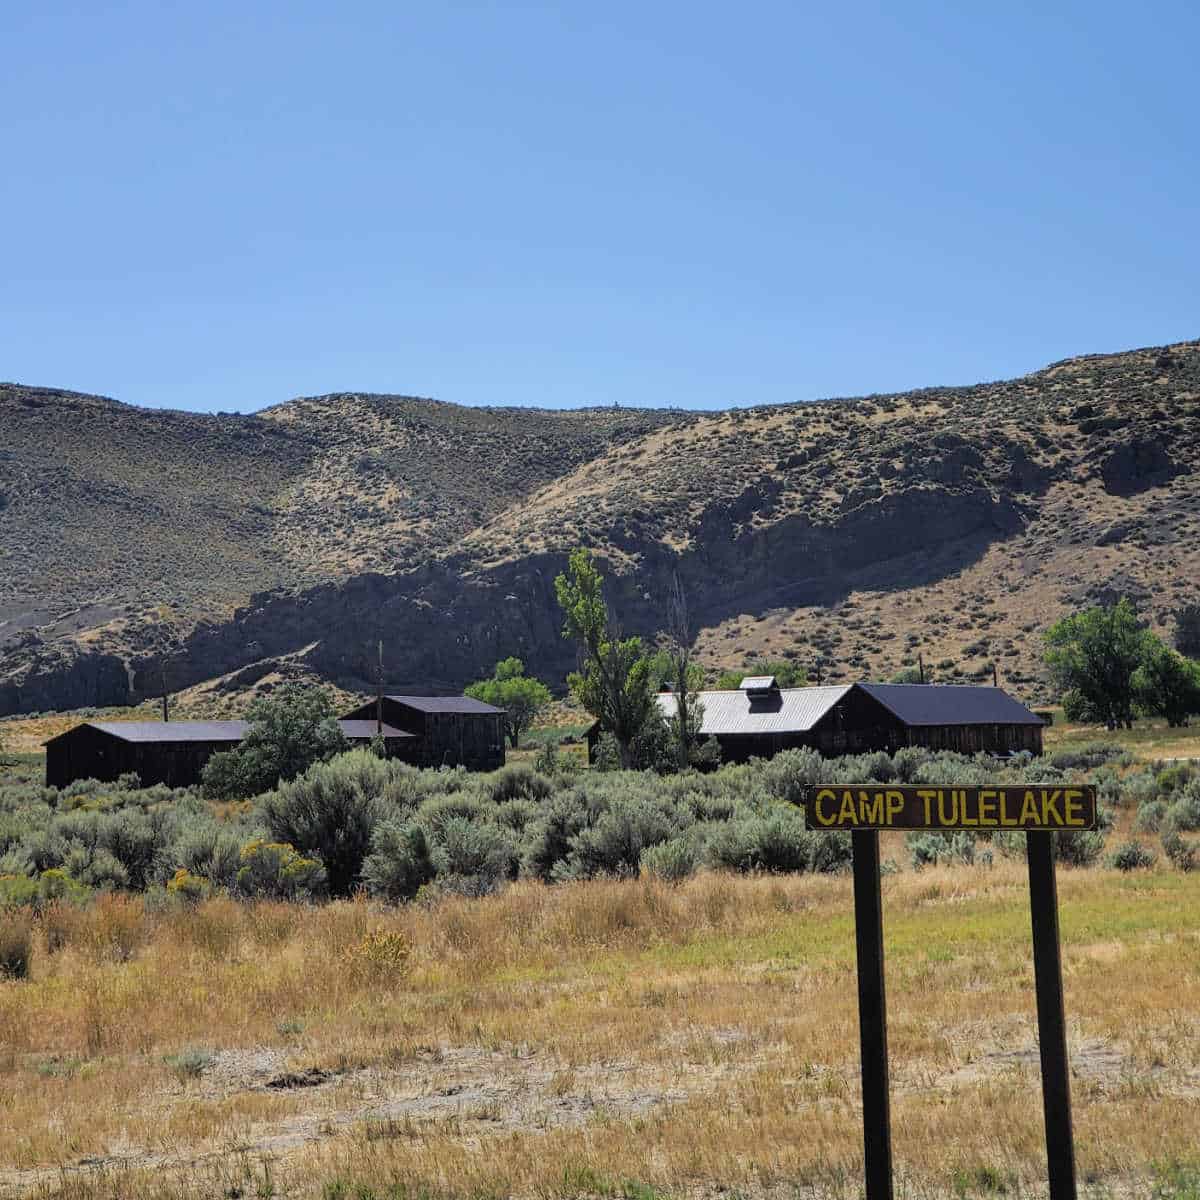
852 829 894 1200
797 785 1095 1200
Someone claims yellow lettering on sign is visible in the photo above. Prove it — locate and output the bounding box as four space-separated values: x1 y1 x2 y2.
1064 789 1084 827
862 791 883 825
978 790 997 827
918 789 936 824
887 790 904 825
814 789 836 826
959 789 978 827
937 790 958 825
839 790 857 824
999 790 1018 826
1020 791 1040 824
1042 789 1063 826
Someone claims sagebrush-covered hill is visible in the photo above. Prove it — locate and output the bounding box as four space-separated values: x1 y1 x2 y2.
2 339 1197 715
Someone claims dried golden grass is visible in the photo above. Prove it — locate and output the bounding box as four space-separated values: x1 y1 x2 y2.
1 865 1197 1198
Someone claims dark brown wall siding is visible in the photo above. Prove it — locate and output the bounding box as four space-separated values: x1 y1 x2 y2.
341 700 505 772
46 726 424 789
45 728 236 789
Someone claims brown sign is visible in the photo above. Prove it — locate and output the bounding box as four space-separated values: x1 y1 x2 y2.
799 785 1097 831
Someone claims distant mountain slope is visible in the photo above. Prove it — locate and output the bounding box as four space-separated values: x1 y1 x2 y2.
1 341 1197 715
0 383 686 636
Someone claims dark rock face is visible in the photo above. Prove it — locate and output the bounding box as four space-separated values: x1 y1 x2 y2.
1099 440 1180 496
0 477 1034 714
0 648 129 715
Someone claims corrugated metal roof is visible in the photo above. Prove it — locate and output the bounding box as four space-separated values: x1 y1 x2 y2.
656 685 853 735
857 683 1044 727
386 695 505 715
338 720 413 739
86 721 249 743
739 675 777 691
51 718 414 745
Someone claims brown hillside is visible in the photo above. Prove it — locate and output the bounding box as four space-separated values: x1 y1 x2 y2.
1 340 1197 715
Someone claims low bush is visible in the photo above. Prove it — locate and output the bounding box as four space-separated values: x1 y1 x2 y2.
1106 841 1156 871
1 743 1124 907
640 835 698 882
488 766 554 805
1048 742 1132 771
1134 800 1168 833
908 831 989 869
362 822 435 902
166 868 212 904
1155 762 1195 796
344 928 412 981
704 809 848 874
260 751 387 896
1161 829 1197 872
563 798 680 880
1163 783 1200 832
430 817 518 895
235 840 328 901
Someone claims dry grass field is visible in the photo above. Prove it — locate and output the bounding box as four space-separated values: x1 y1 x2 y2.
2 864 1198 1200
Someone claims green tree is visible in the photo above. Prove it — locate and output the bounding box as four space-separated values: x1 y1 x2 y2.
1134 642 1200 727
714 658 809 690
1044 599 1153 729
1175 603 1200 660
554 548 653 768
202 683 349 800
465 657 552 749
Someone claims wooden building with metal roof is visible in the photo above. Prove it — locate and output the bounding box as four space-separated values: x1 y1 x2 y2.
339 694 506 771
589 677 1044 764
44 718 412 789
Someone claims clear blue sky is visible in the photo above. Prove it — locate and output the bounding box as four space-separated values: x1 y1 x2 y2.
3 2 1197 413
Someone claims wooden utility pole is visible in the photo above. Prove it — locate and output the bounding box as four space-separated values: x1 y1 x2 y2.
993 662 999 688
918 653 925 684
376 640 384 736
161 661 169 722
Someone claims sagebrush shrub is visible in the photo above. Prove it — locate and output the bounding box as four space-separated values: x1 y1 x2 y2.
705 810 817 874
640 836 698 882
430 817 518 889
1134 800 1168 833
522 793 590 883
1107 841 1156 871
166 868 212 904
1164 783 1200 832
488 766 554 805
362 821 435 902
235 840 328 901
172 824 243 891
1048 743 1130 771
563 798 679 880
1161 829 1197 872
260 751 386 896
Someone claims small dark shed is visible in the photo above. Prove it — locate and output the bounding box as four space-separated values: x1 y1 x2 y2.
340 695 506 771
589 678 1044 764
44 719 412 789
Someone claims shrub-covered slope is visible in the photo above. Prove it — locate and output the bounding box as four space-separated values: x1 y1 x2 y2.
1 339 1198 714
